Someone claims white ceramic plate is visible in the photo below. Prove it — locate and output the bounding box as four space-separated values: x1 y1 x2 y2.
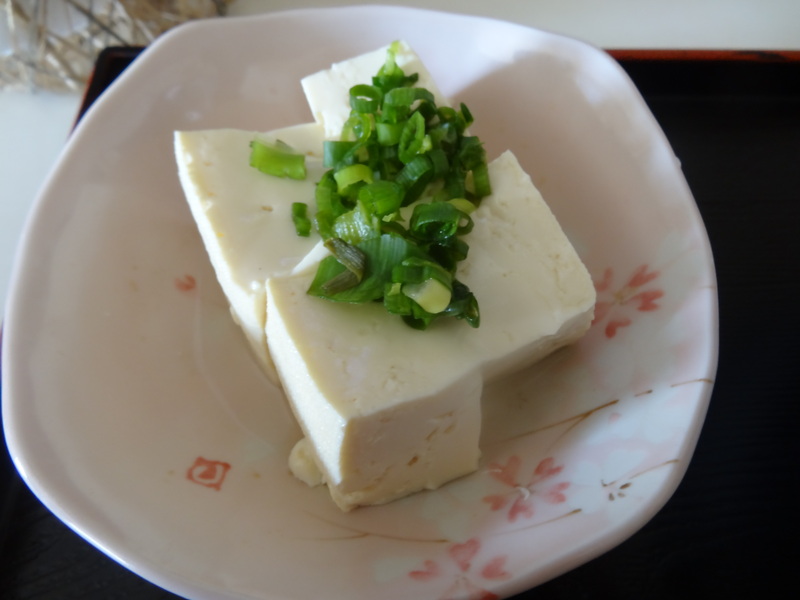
2 6 718 599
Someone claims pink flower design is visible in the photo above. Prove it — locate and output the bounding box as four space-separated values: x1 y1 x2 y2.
482 456 570 523
409 538 510 600
592 265 664 338
175 273 197 292
409 560 442 582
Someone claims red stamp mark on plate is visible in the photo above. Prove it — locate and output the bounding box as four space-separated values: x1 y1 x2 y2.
186 457 231 490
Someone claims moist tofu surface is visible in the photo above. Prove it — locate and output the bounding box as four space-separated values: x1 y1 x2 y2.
301 40 449 140
266 151 595 511
174 124 326 379
175 42 596 511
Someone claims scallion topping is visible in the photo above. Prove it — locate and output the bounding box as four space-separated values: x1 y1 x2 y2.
249 139 307 180
251 42 491 329
291 202 312 237
334 163 373 195
349 84 383 113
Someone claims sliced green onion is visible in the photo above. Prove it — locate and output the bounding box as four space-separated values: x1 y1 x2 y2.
435 106 468 138
309 234 424 303
384 256 456 328
459 102 475 129
340 112 374 144
312 237 369 295
379 220 409 237
331 201 379 244
392 256 452 286
249 139 306 180
410 202 469 242
349 84 382 113
471 161 492 198
325 238 366 278
428 148 449 178
291 202 312 237
428 236 470 271
297 43 490 330
372 41 419 91
444 280 480 327
334 163 373 194
358 180 404 217
457 136 486 171
384 86 436 110
444 165 466 199
383 281 414 315
402 313 437 330
395 154 433 205
431 114 458 143
323 140 357 167
398 111 426 163
314 171 348 239
448 197 477 214
381 87 435 124
312 255 360 295
402 278 451 314
376 121 404 146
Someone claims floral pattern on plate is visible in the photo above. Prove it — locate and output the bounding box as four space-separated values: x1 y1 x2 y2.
2 6 717 600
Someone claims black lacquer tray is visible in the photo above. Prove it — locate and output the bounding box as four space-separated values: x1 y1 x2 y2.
1 46 798 599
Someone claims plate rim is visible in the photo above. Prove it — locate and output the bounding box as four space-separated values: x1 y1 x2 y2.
1 5 719 599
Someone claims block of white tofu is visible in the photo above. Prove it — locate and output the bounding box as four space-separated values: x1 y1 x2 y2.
174 124 327 381
175 42 443 381
267 150 596 511
301 40 449 140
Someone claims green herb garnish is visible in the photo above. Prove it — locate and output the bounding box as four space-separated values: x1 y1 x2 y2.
249 139 307 180
291 202 312 237
254 42 490 329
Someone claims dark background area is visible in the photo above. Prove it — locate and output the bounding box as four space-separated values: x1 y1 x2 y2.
2 48 798 599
